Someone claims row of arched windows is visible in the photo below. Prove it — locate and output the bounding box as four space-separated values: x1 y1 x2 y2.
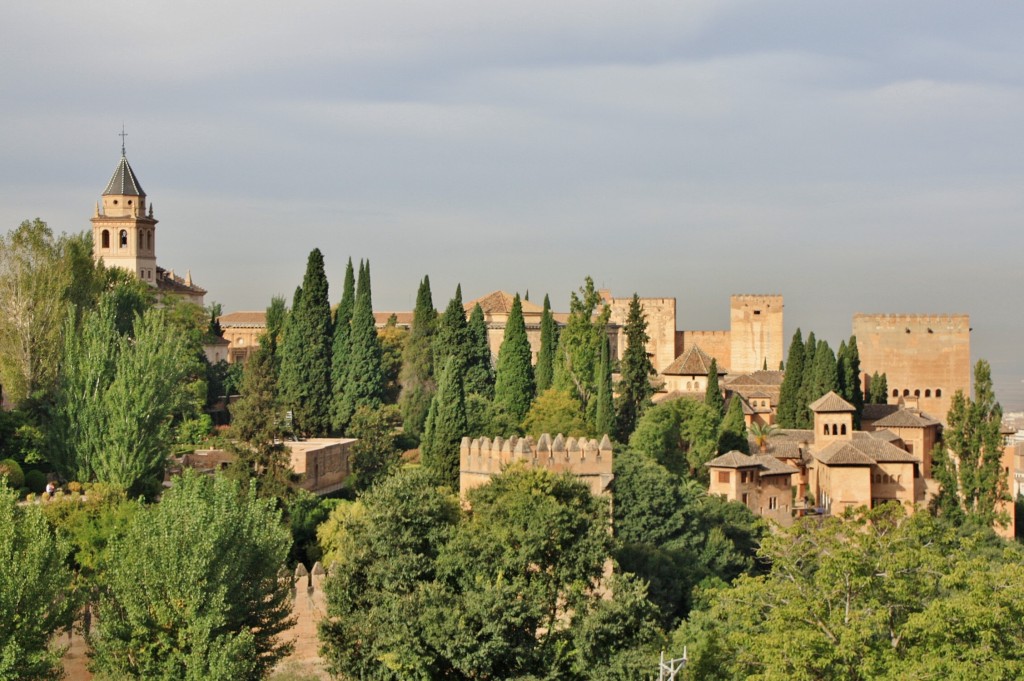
874 473 901 485
891 388 942 398
823 423 848 435
99 229 154 251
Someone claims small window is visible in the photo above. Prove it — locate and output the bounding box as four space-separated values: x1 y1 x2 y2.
147 231 152 250
925 389 931 397
914 389 921 397
127 200 133 206
718 471 730 483
903 389 910 397
840 424 847 435
101 230 110 248
741 493 749 505
768 496 777 510
754 310 762 316
113 199 118 205
823 424 829 435
832 424 838 435
119 230 128 247
935 389 942 397
892 389 899 398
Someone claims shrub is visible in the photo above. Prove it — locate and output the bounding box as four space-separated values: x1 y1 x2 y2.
24 470 46 494
0 459 25 490
67 481 83 495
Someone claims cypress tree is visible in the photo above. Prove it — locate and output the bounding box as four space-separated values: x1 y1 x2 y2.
718 394 749 454
464 303 494 398
704 358 724 415
534 294 557 395
276 285 302 430
614 293 654 441
294 248 333 436
836 339 848 398
340 260 383 431
776 329 805 428
433 284 470 372
796 331 817 428
868 371 889 404
809 340 838 404
845 335 864 427
330 258 357 432
231 344 281 446
493 294 534 423
594 338 613 436
420 355 467 489
399 276 437 439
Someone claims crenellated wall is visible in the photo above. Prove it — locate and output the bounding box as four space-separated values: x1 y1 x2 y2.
680 330 732 370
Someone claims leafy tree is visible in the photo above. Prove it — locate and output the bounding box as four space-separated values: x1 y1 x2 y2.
421 356 468 489
398 276 437 439
522 388 588 437
378 314 408 405
628 399 721 479
264 295 287 356
776 328 805 428
0 482 75 680
717 394 749 454
433 284 471 374
277 248 333 436
330 258 356 430
493 294 535 423
534 294 558 395
464 303 494 398
932 360 1008 528
553 277 610 420
704 358 724 415
614 294 655 442
594 337 614 436
348 404 403 492
92 471 293 680
285 489 339 568
868 370 889 404
340 261 384 430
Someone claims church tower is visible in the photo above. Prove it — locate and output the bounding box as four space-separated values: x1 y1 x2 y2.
91 148 158 285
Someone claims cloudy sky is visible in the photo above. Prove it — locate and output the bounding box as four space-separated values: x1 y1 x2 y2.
2 1 1022 409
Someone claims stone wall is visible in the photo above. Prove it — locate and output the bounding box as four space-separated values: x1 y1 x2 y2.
607 296 677 373
730 294 784 374
679 330 731 370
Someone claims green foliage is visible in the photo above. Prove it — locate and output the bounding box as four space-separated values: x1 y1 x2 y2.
717 395 749 454
464 303 494 398
433 284 471 376
264 295 287 356
330 257 357 430
932 360 1008 528
421 356 468 489
278 248 333 436
231 343 283 446
838 335 865 427
534 294 558 395
522 388 588 437
593 337 614 436
340 261 384 432
399 276 437 439
0 483 76 680
176 414 213 446
348 405 403 492
868 370 889 404
0 459 24 490
704 358 724 414
776 328 805 428
24 469 47 494
285 489 338 568
748 421 780 453
796 330 817 428
614 294 655 442
92 471 293 680
378 315 407 405
629 398 722 481
0 409 47 465
493 294 535 423
553 277 611 420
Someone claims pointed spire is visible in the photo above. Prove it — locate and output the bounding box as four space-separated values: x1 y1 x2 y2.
185 270 192 287
103 154 145 197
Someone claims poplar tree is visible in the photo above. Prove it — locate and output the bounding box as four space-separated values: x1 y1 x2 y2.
433 284 470 372
464 303 494 398
494 294 534 423
705 359 724 415
421 356 468 489
776 329 805 428
614 293 655 441
594 338 613 436
399 276 437 439
330 258 356 432
340 261 384 430
534 294 557 394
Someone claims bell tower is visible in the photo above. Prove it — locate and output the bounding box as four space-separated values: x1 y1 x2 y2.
91 139 158 285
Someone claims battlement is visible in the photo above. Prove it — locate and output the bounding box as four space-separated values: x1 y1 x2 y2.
853 313 970 331
731 294 783 302
459 433 614 498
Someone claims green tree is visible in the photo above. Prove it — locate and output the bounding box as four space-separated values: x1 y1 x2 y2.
399 276 437 439
277 248 333 436
378 314 408 404
796 330 817 428
348 405 403 492
868 370 889 404
594 337 614 436
421 355 468 489
553 277 610 421
264 295 287 356
0 483 75 680
534 294 558 395
340 261 384 431
433 284 471 374
776 328 805 428
704 358 724 415
493 294 535 423
614 293 655 442
628 399 722 479
717 394 749 454
276 285 303 432
838 334 865 427
330 257 357 430
522 388 588 437
92 472 293 680
932 360 1008 528
809 339 839 406
464 303 494 398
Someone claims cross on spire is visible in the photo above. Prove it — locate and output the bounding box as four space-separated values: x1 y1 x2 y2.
119 124 127 156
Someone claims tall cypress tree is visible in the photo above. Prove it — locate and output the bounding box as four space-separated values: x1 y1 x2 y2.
594 338 613 436
868 371 889 404
464 303 494 398
534 294 557 395
809 340 838 404
845 335 864 427
494 294 534 423
330 258 356 432
718 394 749 454
776 328 805 428
705 358 724 415
836 339 849 397
340 260 383 431
433 284 470 372
614 293 654 441
420 355 467 489
796 331 817 429
277 285 302 429
399 276 437 439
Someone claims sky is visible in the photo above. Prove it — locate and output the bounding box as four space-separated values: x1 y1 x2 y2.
1 1 1022 410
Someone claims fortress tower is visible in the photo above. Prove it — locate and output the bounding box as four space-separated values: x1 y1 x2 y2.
91 149 158 285
730 295 783 374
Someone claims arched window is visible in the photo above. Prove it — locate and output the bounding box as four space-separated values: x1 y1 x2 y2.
840 424 847 435
119 230 128 248
935 388 942 397
914 389 920 397
147 231 152 250
832 424 838 435
903 389 910 397
101 230 110 248
925 389 931 397
686 381 692 391
892 389 899 398
823 424 829 435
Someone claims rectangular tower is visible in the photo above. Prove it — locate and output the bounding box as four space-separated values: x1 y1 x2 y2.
730 295 784 374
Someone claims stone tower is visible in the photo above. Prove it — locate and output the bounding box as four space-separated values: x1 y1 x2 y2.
730 295 783 374
91 151 158 285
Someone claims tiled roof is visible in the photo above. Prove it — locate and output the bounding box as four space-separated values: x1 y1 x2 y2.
808 391 856 413
219 311 267 327
156 267 206 295
870 429 902 443
652 390 705 404
464 291 544 316
724 370 785 387
705 451 760 468
814 432 917 466
374 311 414 327
873 409 941 429
103 154 145 197
862 403 899 422
663 345 720 376
753 454 800 476
815 443 875 465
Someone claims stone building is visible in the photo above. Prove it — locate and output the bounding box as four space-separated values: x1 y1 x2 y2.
91 147 206 305
705 450 799 526
218 311 269 363
658 345 722 397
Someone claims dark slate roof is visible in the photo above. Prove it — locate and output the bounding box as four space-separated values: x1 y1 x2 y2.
872 409 941 429
103 155 145 197
663 344 720 376
808 391 856 413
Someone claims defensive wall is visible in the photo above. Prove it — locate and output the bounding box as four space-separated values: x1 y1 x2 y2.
606 296 678 373
678 330 732 371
